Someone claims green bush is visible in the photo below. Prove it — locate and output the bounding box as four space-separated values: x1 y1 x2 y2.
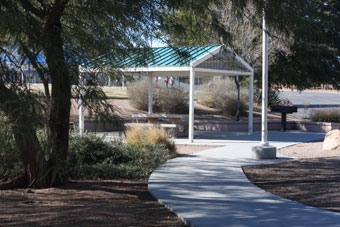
68 132 176 179
1 125 177 180
0 116 23 180
197 78 249 116
311 109 340 123
127 80 188 114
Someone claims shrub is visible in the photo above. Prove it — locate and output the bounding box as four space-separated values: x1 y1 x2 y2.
127 80 150 111
125 126 176 153
68 131 176 179
197 78 249 116
0 116 23 180
68 132 132 165
310 109 340 123
127 80 188 114
156 87 188 114
254 88 284 106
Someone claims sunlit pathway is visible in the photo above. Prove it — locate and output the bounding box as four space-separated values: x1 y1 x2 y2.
149 131 340 226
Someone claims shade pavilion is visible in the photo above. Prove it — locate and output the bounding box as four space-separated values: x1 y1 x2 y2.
80 45 254 143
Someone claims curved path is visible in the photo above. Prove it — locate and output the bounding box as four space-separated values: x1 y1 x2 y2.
149 131 340 226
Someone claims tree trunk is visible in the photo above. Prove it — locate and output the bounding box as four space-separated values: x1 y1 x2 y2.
14 129 50 188
0 1 71 188
0 83 50 189
43 2 71 185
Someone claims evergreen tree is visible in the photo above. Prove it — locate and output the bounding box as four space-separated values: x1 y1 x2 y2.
0 0 170 189
162 0 340 89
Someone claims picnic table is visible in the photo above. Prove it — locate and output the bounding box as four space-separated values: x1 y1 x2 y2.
131 113 187 124
127 113 188 137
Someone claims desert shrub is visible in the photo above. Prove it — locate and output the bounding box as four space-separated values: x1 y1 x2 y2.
68 132 176 179
155 87 188 114
310 109 340 123
0 116 23 180
125 126 176 153
127 80 188 114
127 80 150 111
197 78 249 116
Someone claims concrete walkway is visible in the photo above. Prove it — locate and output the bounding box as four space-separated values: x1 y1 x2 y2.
149 131 340 226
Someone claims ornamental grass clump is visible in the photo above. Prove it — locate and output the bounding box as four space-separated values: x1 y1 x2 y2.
311 109 340 123
125 126 176 153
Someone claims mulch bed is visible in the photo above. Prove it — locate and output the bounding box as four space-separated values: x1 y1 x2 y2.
243 157 340 212
0 179 187 226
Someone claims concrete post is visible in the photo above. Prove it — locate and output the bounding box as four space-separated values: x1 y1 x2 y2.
188 66 195 143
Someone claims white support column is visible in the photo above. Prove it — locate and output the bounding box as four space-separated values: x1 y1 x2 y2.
261 14 269 146
188 66 195 143
251 10 276 160
79 73 84 134
148 75 153 114
248 72 254 135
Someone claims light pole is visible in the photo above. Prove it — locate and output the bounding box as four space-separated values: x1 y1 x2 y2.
252 10 277 159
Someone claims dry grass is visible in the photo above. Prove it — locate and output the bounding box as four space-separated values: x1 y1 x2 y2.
127 80 188 114
310 108 340 123
125 126 176 152
197 78 249 116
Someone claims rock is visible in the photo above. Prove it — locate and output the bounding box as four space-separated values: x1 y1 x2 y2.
323 130 340 150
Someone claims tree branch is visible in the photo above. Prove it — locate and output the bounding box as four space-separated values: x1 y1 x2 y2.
19 0 43 18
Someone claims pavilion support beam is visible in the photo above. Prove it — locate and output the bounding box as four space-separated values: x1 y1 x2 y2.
148 75 153 114
248 72 254 135
189 66 195 143
79 72 84 134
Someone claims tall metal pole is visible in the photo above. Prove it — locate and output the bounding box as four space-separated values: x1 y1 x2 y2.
251 9 276 159
260 13 269 146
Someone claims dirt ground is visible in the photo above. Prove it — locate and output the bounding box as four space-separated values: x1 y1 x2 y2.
0 179 187 227
2 140 339 225
0 146 215 227
243 141 340 213
70 98 292 121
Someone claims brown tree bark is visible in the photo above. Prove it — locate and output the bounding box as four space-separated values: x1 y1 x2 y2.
43 0 71 185
0 83 50 189
0 0 71 188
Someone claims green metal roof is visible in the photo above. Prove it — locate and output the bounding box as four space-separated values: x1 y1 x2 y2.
98 45 221 68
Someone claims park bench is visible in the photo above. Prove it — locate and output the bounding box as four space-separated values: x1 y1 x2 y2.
270 105 298 131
